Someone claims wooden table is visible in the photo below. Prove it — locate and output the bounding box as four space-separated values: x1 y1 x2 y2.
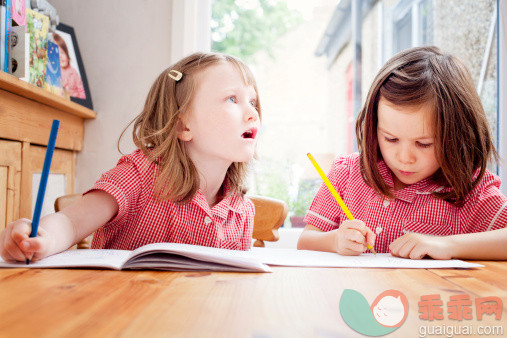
0 262 505 337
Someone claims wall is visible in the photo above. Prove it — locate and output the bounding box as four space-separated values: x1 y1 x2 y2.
50 0 173 192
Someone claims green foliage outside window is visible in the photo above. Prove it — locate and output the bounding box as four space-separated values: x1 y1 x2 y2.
211 0 302 63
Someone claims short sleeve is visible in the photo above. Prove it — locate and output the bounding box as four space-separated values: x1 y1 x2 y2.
84 155 142 227
303 155 353 232
460 171 507 233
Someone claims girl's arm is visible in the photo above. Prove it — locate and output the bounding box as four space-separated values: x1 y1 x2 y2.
389 228 507 260
297 221 375 256
451 228 507 259
0 190 118 262
297 224 340 253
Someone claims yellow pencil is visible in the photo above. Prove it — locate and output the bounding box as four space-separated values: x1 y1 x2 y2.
306 153 376 255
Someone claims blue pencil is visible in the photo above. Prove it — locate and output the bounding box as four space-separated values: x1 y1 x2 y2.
26 120 60 264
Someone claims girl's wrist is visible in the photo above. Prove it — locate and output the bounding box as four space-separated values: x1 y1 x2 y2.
45 213 75 255
446 235 462 259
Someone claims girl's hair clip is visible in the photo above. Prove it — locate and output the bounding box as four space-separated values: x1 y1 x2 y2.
168 70 183 81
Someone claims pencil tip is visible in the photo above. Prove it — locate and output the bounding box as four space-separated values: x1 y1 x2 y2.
26 259 30 265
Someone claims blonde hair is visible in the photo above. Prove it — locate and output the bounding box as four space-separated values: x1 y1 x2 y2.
121 52 261 203
356 46 497 205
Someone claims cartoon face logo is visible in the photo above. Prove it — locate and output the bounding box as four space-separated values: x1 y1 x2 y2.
340 289 409 336
371 290 409 327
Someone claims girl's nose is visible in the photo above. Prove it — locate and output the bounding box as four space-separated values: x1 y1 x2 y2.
245 105 259 122
397 144 415 164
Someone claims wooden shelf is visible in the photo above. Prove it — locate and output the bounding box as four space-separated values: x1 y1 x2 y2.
0 71 96 151
0 71 96 119
0 72 96 221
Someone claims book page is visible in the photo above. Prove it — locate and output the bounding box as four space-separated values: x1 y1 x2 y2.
0 249 130 270
126 243 271 272
248 248 484 269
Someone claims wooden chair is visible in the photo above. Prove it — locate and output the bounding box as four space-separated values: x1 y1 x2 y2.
249 195 288 247
54 194 288 249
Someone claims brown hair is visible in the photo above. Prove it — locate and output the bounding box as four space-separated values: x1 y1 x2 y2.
356 46 497 205
121 52 261 203
52 33 69 59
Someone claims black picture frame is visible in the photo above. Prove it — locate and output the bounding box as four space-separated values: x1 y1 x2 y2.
54 23 93 110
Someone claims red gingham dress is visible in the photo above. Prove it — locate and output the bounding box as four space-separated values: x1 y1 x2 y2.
304 153 507 253
85 150 255 251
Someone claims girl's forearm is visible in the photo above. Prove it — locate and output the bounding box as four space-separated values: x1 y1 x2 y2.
450 229 507 260
297 226 337 253
43 190 119 256
40 212 80 256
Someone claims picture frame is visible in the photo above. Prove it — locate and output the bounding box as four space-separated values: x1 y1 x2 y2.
54 23 93 110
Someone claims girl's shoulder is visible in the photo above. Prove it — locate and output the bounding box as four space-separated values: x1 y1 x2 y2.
468 169 503 197
330 152 360 168
115 149 158 176
117 148 153 164
328 152 361 176
479 169 502 187
325 153 362 188
456 169 505 213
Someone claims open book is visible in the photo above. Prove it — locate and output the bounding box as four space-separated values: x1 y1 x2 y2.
0 243 483 272
0 243 272 273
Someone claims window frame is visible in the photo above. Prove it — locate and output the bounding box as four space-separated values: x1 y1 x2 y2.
499 0 507 194
380 0 432 63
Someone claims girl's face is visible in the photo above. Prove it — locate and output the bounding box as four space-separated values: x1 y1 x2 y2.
377 97 440 190
59 49 69 69
179 62 260 166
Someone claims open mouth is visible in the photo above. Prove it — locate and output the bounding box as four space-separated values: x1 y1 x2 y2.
241 128 258 139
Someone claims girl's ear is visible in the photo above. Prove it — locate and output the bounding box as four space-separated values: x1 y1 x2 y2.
176 117 192 141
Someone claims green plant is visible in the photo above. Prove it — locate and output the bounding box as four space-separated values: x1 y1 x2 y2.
252 160 291 206
290 179 320 216
211 0 302 63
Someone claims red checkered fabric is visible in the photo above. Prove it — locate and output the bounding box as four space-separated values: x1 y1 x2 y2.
304 153 507 253
85 150 254 251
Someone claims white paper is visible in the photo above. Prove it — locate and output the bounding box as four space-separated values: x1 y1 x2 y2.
247 248 484 269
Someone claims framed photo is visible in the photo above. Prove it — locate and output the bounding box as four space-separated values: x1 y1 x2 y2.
54 23 93 110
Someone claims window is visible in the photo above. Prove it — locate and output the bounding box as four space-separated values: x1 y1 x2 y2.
381 0 433 62
210 0 502 222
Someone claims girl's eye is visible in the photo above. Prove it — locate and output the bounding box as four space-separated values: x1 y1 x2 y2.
227 96 237 103
384 137 397 143
417 142 433 148
249 99 256 107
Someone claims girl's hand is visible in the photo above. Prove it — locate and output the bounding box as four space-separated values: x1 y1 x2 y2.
0 218 53 262
335 219 376 256
389 233 454 260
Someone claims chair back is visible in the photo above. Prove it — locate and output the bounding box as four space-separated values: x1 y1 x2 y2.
249 195 288 247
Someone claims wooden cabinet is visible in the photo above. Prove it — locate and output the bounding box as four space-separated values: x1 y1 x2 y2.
0 72 96 229
0 140 21 229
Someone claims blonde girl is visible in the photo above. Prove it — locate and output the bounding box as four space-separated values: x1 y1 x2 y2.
1 52 261 262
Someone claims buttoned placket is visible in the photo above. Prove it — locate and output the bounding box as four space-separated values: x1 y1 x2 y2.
376 198 392 235
373 197 394 251
204 216 212 225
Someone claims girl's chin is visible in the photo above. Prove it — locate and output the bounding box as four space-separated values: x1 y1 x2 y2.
234 155 254 163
